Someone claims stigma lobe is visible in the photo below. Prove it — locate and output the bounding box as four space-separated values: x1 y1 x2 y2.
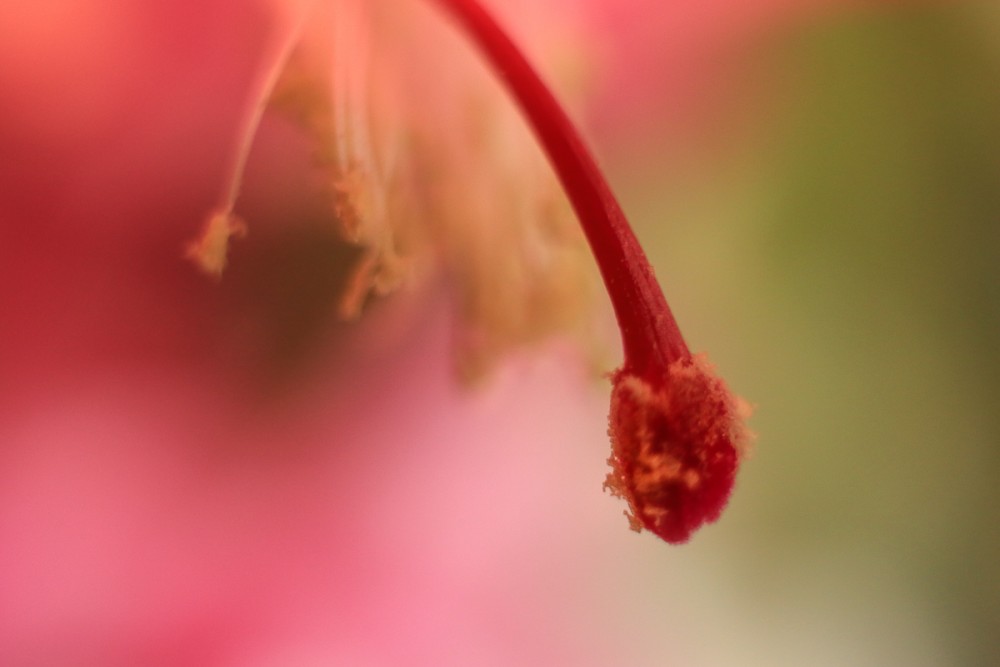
606 356 751 544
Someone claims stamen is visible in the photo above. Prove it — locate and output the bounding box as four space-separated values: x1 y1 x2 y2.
432 0 752 544
187 1 315 277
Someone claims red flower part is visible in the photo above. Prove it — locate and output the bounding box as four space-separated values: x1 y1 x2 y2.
433 0 751 544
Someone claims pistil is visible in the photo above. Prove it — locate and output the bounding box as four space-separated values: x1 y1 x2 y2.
433 0 751 544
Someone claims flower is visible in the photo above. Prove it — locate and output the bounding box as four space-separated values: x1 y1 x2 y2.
0 0 757 662
187 0 751 544
5 0 990 664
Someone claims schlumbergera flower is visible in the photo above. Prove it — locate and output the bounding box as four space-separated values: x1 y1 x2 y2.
189 0 753 544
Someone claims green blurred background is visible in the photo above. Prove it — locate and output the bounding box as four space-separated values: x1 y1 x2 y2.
604 3 999 665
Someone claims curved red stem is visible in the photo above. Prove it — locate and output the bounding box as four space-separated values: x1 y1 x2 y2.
431 0 690 374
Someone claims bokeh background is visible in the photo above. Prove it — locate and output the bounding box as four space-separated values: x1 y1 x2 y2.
593 3 1000 665
1 0 997 665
